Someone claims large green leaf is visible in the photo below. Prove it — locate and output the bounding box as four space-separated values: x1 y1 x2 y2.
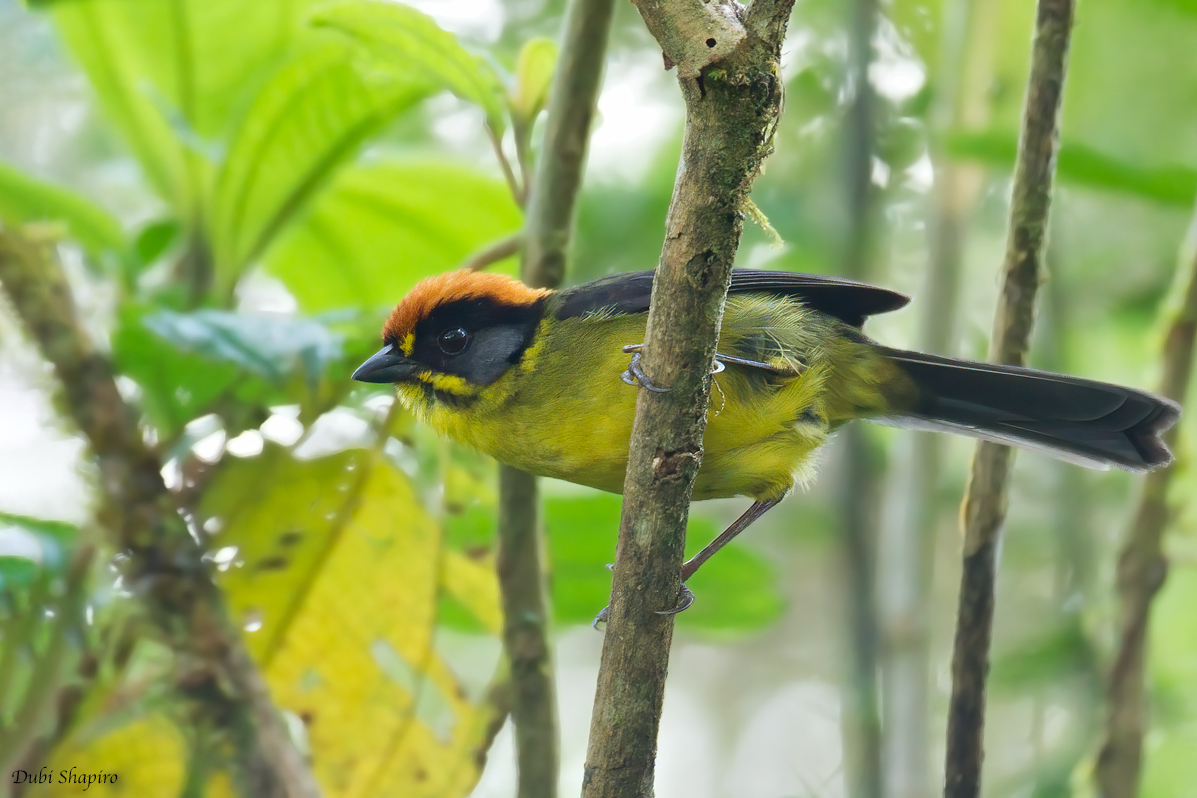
310 0 506 134
45 0 318 211
210 41 434 293
263 159 522 313
0 161 125 258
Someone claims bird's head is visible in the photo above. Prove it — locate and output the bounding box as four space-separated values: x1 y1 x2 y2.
352 270 551 403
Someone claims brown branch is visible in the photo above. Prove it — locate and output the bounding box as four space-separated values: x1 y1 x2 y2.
944 2 1075 797
581 2 795 796
0 226 318 798
496 1 616 796
1095 204 1197 797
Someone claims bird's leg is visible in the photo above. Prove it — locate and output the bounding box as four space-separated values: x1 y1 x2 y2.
653 495 785 616
593 496 785 628
713 353 804 377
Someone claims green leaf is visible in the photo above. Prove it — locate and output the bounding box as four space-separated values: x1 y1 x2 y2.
47 0 190 205
0 513 78 580
210 40 433 293
511 38 558 124
0 161 125 258
44 0 321 209
945 130 1197 207
310 0 507 133
0 557 38 593
990 619 1098 691
133 219 180 268
263 158 522 313
544 493 784 632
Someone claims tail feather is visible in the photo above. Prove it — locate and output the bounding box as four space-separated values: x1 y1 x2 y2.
876 347 1181 472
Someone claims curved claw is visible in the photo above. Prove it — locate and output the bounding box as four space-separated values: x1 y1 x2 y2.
592 605 609 630
620 350 670 392
655 583 696 616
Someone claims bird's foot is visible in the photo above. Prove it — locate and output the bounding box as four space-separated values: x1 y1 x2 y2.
591 582 696 631
620 345 670 392
654 582 696 616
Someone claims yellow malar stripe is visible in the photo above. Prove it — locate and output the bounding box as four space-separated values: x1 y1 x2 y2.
417 371 481 397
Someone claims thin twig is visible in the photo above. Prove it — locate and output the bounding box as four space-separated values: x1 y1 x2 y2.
1095 202 1197 797
581 2 795 796
489 126 524 206
465 232 523 272
944 2 1075 796
0 226 319 798
496 0 617 795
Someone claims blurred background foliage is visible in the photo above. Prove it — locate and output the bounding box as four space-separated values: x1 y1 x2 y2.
0 0 1194 796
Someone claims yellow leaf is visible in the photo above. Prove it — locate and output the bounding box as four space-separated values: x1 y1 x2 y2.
203 444 503 797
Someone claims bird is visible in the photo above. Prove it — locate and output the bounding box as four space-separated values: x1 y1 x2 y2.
352 268 1181 603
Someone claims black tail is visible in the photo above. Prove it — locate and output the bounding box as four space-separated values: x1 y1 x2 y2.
877 347 1181 472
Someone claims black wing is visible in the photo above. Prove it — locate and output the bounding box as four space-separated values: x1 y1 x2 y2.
554 269 909 328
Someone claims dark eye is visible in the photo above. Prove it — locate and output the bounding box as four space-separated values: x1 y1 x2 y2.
437 327 470 355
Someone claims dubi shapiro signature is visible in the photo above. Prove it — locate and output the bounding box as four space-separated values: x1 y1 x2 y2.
10 767 118 791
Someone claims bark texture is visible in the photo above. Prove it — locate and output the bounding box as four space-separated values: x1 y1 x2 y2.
581 2 795 796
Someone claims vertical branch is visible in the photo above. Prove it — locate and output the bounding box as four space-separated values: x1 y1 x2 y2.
0 228 318 798
881 0 995 795
497 0 616 796
581 2 795 796
1096 203 1197 797
837 0 882 795
943 1 1074 796
520 0 615 292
